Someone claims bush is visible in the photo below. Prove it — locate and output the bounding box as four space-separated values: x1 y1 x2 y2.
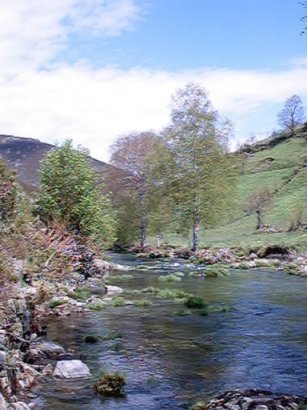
93 371 126 397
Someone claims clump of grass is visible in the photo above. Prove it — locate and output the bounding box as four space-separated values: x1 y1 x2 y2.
184 295 207 309
93 371 126 397
108 274 133 283
133 299 153 307
205 266 230 277
68 287 91 300
156 288 189 300
158 273 182 282
84 334 100 344
49 299 66 309
87 303 105 311
140 286 159 294
111 296 125 307
173 271 185 277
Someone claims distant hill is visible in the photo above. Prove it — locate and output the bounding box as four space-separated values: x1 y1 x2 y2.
0 135 110 192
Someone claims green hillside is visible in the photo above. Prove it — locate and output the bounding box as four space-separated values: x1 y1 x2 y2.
165 131 307 250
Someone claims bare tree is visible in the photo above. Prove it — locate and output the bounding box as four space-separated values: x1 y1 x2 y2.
246 188 272 230
278 95 305 136
300 0 307 34
109 131 159 248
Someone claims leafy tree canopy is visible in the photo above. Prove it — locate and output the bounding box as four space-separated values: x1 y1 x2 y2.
35 140 116 247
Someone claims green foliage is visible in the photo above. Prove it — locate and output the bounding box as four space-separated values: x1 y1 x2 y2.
155 83 237 251
35 140 116 247
0 160 17 223
68 286 91 300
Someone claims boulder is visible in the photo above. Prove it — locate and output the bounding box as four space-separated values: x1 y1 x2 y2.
0 393 7 410
53 360 91 379
26 341 65 363
105 285 123 295
7 403 30 410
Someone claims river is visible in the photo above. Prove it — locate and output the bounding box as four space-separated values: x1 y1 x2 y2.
39 253 307 409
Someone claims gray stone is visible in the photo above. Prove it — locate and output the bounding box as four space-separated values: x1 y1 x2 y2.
53 360 91 379
31 341 65 358
0 393 7 410
0 351 6 366
8 403 30 410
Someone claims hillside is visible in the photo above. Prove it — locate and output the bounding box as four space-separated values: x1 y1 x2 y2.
0 134 109 191
166 129 307 250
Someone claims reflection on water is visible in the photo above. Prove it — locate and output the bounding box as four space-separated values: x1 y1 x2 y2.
40 253 307 409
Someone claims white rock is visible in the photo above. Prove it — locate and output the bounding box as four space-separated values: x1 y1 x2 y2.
105 285 123 295
8 403 30 410
112 263 133 271
53 360 91 379
0 393 7 410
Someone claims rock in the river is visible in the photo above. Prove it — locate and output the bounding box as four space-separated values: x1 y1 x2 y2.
26 341 65 362
105 285 123 295
53 360 91 379
194 389 307 410
7 403 30 410
0 393 7 410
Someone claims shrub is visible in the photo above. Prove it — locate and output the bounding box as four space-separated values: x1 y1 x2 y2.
93 371 126 397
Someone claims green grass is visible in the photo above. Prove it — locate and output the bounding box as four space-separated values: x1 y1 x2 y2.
157 135 307 251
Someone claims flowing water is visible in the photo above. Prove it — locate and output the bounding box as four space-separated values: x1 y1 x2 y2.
39 253 307 409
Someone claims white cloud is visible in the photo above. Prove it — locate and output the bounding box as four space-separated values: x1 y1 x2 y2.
1 64 307 161
0 1 306 162
0 0 143 77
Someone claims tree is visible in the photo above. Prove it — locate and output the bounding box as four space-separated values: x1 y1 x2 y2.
246 188 272 230
278 95 305 136
300 0 307 34
109 132 160 248
35 140 116 247
158 83 236 252
0 160 17 223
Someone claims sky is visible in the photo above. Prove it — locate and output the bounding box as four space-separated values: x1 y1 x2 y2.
0 0 306 162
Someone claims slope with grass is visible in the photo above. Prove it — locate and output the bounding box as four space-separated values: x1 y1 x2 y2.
165 129 307 250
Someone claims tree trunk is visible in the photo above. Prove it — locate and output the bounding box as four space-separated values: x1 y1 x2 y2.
192 218 200 253
256 209 263 230
139 190 147 249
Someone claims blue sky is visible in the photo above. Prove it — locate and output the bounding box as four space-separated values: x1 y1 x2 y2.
0 0 306 161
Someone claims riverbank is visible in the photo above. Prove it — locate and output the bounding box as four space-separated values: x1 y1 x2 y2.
1 246 306 409
0 236 123 408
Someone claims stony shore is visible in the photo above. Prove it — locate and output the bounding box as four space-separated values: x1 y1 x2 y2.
130 244 307 277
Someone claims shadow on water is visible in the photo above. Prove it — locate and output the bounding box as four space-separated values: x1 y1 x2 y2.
39 253 307 409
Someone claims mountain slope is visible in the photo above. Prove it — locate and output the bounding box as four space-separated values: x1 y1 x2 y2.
0 135 109 191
